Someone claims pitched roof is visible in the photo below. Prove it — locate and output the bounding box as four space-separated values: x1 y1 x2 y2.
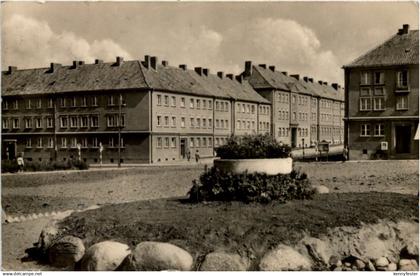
2 59 269 103
343 30 419 68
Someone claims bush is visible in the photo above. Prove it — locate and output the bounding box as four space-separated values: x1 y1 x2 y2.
216 134 291 159
1 159 89 173
1 160 19 173
188 167 314 204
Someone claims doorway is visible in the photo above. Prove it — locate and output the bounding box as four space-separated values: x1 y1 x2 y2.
180 138 186 159
2 140 16 160
291 128 297 148
395 125 411 154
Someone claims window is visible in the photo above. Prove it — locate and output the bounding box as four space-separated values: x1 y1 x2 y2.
397 70 409 88
108 95 115 106
373 98 385 111
203 100 207 109
208 100 212 110
374 124 385 137
196 137 201 147
190 117 195 127
360 98 371 111
190 99 194 108
292 96 296 104
208 118 212 128
164 137 169 148
203 118 207 128
246 104 250 113
71 97 77 107
361 71 371 85
37 137 43 148
60 98 66 108
208 137 212 147
48 98 54 108
216 119 219 129
292 112 296 120
181 117 185 128
35 117 42 129
171 116 176 127
171 137 176 148
164 116 169 127
171 96 176 107
216 101 220 111
80 116 89 128
26 99 32 109
2 99 8 110
360 124 371 137
91 115 99 128
81 137 88 148
92 137 99 148
12 99 18 110
164 96 169 106
91 96 98 107
180 97 185 108
196 99 201 109
48 138 54 148
24 118 32 129
36 99 42 109
396 95 408 110
81 97 87 107
241 104 245 113
70 116 78 128
2 118 9 129
190 138 194 148
196 118 201 128
157 137 162 148
203 137 207 147
157 115 162 126
251 105 255 114
12 118 19 129
108 137 115 148
61 137 67 148
157 95 162 106
26 138 32 148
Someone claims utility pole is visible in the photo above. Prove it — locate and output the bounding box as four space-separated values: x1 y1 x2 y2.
118 93 122 168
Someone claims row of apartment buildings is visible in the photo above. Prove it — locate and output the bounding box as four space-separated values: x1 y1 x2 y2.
1 55 344 164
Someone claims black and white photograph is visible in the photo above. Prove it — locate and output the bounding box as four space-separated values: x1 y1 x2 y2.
1 1 419 272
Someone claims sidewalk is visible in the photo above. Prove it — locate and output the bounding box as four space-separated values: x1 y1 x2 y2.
291 144 344 159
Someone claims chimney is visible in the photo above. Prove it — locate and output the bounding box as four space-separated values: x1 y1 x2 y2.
226 74 234 80
150 56 158 70
7 66 17 74
402 24 409 34
203 68 209 76
50 63 61 73
144 55 151 68
236 75 243 83
194 67 203 76
281 71 288 76
179 64 187 70
318 80 323 85
217 71 224 79
162 60 168 67
259 64 267 69
323 81 328 85
78 61 85 66
303 76 309 82
72 61 78 69
290 74 300 80
95 59 103 64
269 65 276 72
332 83 339 90
309 78 313 83
244 61 253 77
397 28 404 35
116 56 124 66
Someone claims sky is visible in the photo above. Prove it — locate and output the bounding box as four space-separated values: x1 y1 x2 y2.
1 1 419 85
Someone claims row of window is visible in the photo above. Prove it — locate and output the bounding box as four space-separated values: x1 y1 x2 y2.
237 103 257 114
360 70 408 88
236 120 257 131
156 115 218 129
25 136 123 149
156 136 214 149
360 95 408 111
157 94 214 111
360 123 385 137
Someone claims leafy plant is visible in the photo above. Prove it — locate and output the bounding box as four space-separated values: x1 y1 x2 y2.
215 134 291 159
188 167 314 204
1 159 89 173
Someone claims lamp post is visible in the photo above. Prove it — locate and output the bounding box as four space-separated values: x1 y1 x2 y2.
302 138 305 160
118 93 122 168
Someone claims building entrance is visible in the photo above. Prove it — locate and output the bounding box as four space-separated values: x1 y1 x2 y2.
291 128 297 148
180 138 187 159
395 125 411 154
2 140 17 160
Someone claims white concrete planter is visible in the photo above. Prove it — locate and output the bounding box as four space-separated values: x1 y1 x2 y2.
214 157 293 175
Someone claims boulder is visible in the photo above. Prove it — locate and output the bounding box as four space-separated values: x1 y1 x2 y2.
48 236 85 268
374 257 389 268
313 185 329 194
199 252 249 271
120 241 193 271
387 262 397 271
366 260 376 271
259 244 312 271
37 220 60 253
301 237 332 266
80 241 131 271
354 259 366 270
399 259 419 271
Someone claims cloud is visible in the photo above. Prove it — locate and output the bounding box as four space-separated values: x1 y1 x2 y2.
220 18 343 84
2 14 132 69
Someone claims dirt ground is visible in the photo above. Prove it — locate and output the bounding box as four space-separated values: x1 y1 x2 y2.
1 160 418 270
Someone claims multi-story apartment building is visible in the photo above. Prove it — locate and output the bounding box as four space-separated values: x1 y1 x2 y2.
1 56 271 164
343 24 419 160
242 62 344 148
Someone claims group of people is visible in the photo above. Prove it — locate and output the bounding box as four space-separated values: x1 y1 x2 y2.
186 149 200 163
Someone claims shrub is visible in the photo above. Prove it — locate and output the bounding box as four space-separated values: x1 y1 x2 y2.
1 160 19 173
188 167 314 204
216 134 291 159
1 159 89 173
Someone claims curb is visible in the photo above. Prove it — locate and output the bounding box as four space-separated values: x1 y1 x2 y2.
3 204 100 224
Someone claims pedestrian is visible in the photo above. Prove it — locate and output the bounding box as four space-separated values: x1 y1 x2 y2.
342 146 349 162
17 155 24 172
186 150 191 162
195 149 200 163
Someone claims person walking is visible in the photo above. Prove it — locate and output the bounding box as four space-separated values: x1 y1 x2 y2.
186 150 191 162
342 146 349 162
195 149 200 163
17 155 24 172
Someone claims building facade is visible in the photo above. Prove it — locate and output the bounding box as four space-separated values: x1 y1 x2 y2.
343 24 419 160
1 56 271 164
242 61 345 148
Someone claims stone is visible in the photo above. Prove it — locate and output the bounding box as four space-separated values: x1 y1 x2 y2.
120 241 193 271
80 241 131 271
259 244 312 271
399 259 419 271
333 266 342 271
344 262 351 267
355 259 366 270
387 262 397 271
199 252 249 271
48 236 85 268
37 220 60 253
366 260 376 271
399 259 414 266
301 237 332 266
374 257 389 267
313 185 329 194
